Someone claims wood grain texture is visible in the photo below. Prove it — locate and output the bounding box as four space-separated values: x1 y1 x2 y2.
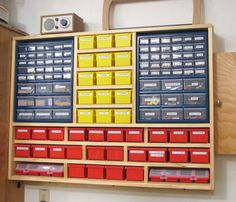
214 52 236 154
0 25 25 202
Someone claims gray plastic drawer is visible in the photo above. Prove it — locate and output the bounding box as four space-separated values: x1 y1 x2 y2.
17 84 35 94
53 83 71 93
172 36 182 43
184 78 206 91
63 67 72 72
53 109 71 119
139 46 149 53
150 37 160 44
17 110 34 120
172 45 182 52
183 61 194 68
139 38 149 45
161 61 171 68
172 69 183 76
194 44 205 51
161 53 171 60
172 61 183 68
195 60 206 67
150 62 160 69
64 51 72 58
54 52 63 58
18 75 27 81
140 54 149 61
35 83 53 94
161 69 171 76
183 44 194 52
161 46 171 52
184 93 206 106
183 52 194 60
35 74 44 80
184 69 194 76
140 80 161 91
161 94 183 107
162 108 183 120
161 37 171 44
36 67 44 73
172 53 182 60
184 108 207 120
54 96 71 107
194 35 205 42
35 97 53 107
139 62 149 69
150 54 160 61
162 79 183 91
150 46 160 53
140 109 161 121
54 67 63 73
150 70 160 76
195 68 206 76
35 109 53 120
140 94 161 107
195 52 205 59
140 70 149 77
17 97 34 107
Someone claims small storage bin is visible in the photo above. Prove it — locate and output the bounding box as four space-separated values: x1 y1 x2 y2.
96 90 113 104
77 72 95 86
78 54 95 68
179 169 193 183
17 84 35 94
87 128 105 141
53 109 71 120
68 164 86 178
35 110 53 120
15 144 30 157
149 168 165 182
28 164 41 176
49 146 66 159
184 93 206 106
96 34 113 48
68 128 86 141
126 128 144 142
169 129 188 143
184 108 207 121
53 83 71 93
32 128 47 140
35 97 53 107
107 147 124 161
66 146 82 159
140 109 161 121
114 90 131 104
126 166 144 181
148 148 167 162
115 33 132 47
165 169 180 182
16 110 34 121
35 83 52 94
31 145 48 158
128 147 146 162
17 97 34 107
149 128 168 143
190 149 210 163
87 165 105 179
106 128 124 142
54 96 71 107
77 109 94 123
106 166 125 180
162 79 183 91
15 127 31 140
87 146 106 160
96 71 113 85
48 128 64 140
169 148 189 163
51 165 64 177
77 91 95 104
114 71 132 85
140 80 161 91
189 128 209 143
114 109 131 123
161 94 183 107
114 52 132 66
15 163 29 175
184 78 206 91
194 169 210 183
161 108 183 121
139 94 160 107
96 53 113 67
96 109 113 123
79 35 96 49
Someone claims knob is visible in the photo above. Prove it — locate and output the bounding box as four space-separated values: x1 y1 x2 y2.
60 18 70 28
216 99 222 107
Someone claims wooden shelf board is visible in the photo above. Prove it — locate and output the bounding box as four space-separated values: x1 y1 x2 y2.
76 66 133 72
77 47 132 54
76 104 133 109
13 158 210 169
14 140 210 148
76 85 133 90
9 175 212 190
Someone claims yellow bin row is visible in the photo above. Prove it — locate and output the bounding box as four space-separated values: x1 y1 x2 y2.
77 71 132 86
78 33 132 49
77 90 132 104
78 52 132 68
77 109 132 124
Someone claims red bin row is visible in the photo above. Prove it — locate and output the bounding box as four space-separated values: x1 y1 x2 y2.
68 164 144 181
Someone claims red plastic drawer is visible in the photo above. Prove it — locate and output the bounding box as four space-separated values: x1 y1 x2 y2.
126 166 144 181
31 128 47 140
149 168 165 182
148 148 167 162
126 128 144 142
189 129 209 143
68 164 86 178
128 147 147 162
15 144 30 157
48 128 64 141
49 146 66 159
87 165 105 179
169 148 189 163
149 128 168 143
190 149 210 163
179 169 193 183
169 129 188 143
38 164 51 176
194 170 209 183
87 146 106 160
106 128 124 142
51 165 64 177
15 163 29 175
87 128 105 142
68 128 86 141
15 127 31 140
31 145 48 158
66 146 82 159
165 169 180 182
107 147 124 161
106 166 124 180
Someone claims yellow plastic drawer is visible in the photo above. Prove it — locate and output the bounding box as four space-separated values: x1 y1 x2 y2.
77 91 94 105
96 34 113 48
96 72 113 85
96 90 113 104
78 54 95 68
96 53 113 67
115 33 132 47
114 109 131 123
77 72 94 86
78 35 96 49
115 90 131 104
96 109 113 123
115 71 132 85
114 52 132 66
77 109 94 123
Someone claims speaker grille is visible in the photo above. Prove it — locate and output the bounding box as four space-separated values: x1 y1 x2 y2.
44 18 55 31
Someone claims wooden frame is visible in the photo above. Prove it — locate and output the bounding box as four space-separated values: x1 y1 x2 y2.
8 24 214 191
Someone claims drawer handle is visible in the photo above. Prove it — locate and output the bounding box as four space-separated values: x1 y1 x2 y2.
216 99 222 107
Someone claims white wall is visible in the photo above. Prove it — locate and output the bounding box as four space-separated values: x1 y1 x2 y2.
6 0 236 201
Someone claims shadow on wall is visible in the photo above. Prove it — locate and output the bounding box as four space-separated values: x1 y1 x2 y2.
214 34 225 53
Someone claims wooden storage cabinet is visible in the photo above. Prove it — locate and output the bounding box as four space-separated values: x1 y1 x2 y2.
9 24 214 191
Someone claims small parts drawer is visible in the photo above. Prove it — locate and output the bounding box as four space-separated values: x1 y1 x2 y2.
48 128 64 140
32 145 48 158
87 165 105 179
149 129 168 143
49 146 66 159
15 144 30 157
66 146 82 160
190 149 210 163
148 148 167 162
106 128 124 142
68 128 86 141
169 129 188 143
87 128 105 141
126 166 144 181
15 127 31 139
128 148 147 162
87 146 106 160
32 128 47 140
126 128 144 142
169 148 189 163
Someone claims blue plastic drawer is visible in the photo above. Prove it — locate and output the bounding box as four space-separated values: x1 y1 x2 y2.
161 69 172 76
26 75 36 81
35 83 53 94
54 59 63 65
172 45 182 52
140 94 161 107
183 69 194 76
184 78 206 91
53 109 71 120
17 84 35 94
17 97 35 107
18 61 27 66
161 53 171 61
161 94 183 107
63 43 73 50
45 52 53 58
162 79 183 91
161 108 183 121
35 109 53 120
54 96 71 107
35 97 53 107
194 44 205 51
36 67 44 73
63 66 72 72
139 38 149 45
16 109 34 120
17 75 27 82
44 74 53 80
140 80 161 91
36 60 45 66
54 52 63 58
63 73 72 80
172 53 182 60
184 93 206 106
172 36 182 43
161 61 172 68
172 61 183 68
45 59 53 66
161 45 171 52
140 109 161 121
54 67 63 73
183 61 194 68
184 108 207 120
